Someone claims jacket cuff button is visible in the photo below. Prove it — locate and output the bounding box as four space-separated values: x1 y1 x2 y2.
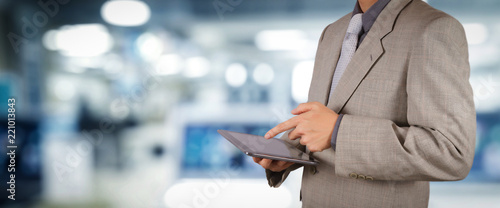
349 173 358 179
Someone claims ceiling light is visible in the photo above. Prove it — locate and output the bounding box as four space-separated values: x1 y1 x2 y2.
225 63 247 87
184 57 211 78
54 24 113 57
136 32 163 61
42 30 58 51
253 63 274 85
101 0 151 27
255 30 308 51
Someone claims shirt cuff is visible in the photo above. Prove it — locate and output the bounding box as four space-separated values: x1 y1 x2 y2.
331 114 344 151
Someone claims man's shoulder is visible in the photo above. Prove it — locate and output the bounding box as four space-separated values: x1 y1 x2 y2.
402 0 462 29
400 1 467 48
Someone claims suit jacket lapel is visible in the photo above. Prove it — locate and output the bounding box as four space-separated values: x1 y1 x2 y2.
326 0 413 113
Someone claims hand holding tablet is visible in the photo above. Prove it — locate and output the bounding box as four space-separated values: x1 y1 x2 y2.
252 157 294 172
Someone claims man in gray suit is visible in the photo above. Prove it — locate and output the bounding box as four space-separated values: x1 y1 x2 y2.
253 0 476 207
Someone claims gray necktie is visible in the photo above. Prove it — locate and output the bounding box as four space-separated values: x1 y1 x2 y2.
329 13 363 98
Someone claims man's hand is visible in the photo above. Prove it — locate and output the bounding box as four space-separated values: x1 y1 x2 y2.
265 102 339 152
253 157 294 172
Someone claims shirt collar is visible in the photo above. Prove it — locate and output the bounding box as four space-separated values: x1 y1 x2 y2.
353 0 392 34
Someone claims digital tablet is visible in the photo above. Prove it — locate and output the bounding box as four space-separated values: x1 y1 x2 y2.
217 129 319 166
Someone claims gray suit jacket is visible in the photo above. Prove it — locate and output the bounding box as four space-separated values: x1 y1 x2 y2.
266 0 476 207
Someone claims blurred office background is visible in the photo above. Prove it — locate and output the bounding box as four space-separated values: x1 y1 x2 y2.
0 0 499 207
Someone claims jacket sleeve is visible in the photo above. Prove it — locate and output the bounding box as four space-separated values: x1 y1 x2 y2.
334 16 476 181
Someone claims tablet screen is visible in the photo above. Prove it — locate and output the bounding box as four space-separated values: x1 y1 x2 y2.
218 129 318 165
